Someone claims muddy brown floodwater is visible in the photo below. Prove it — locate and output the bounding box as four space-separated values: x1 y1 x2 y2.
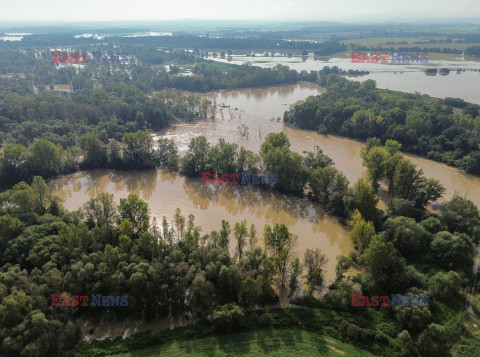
50 169 351 283
50 83 480 282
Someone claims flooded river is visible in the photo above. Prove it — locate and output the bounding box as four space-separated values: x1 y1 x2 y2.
213 55 480 104
51 83 480 281
161 83 480 208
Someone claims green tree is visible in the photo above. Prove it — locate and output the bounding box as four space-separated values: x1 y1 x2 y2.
416 323 448 357
0 144 28 184
188 273 215 315
79 133 107 169
395 304 431 332
0 214 23 252
349 209 376 252
157 138 179 170
234 220 248 260
2 181 36 213
288 257 301 299
363 146 388 191
210 138 238 173
83 193 118 240
119 194 150 236
397 330 419 357
212 303 244 332
384 140 403 192
107 139 123 169
428 271 462 300
392 158 420 201
309 166 348 204
441 195 480 237
260 132 290 156
31 176 50 214
122 130 155 169
335 254 352 282
353 178 381 227
363 235 406 293
430 231 475 272
28 139 61 178
263 146 307 194
304 248 328 296
219 220 231 250
248 223 257 251
173 208 186 242
383 216 430 257
264 224 298 293
180 136 210 177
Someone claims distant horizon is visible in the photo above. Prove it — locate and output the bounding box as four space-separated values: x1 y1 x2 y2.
1 17 480 32
1 0 480 23
1 17 480 24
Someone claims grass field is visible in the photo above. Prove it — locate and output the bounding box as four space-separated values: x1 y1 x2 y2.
112 328 372 357
200 60 237 73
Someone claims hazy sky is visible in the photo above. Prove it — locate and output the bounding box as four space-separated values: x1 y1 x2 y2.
1 0 480 22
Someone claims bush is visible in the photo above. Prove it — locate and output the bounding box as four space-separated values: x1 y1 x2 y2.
257 312 272 327
428 271 462 300
416 323 449 357
212 303 245 332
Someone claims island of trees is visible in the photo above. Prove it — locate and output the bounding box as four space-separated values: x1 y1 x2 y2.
284 75 480 175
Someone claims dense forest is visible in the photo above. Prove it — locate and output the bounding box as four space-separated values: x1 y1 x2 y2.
284 75 480 175
0 86 213 187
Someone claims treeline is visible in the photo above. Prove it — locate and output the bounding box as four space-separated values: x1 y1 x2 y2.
284 75 480 175
349 44 463 54
0 129 173 187
2 33 347 53
0 46 366 97
0 47 198 75
318 65 369 77
173 63 304 91
465 45 480 57
175 133 443 224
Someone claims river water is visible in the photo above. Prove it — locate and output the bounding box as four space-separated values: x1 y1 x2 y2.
50 83 480 281
212 55 480 104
